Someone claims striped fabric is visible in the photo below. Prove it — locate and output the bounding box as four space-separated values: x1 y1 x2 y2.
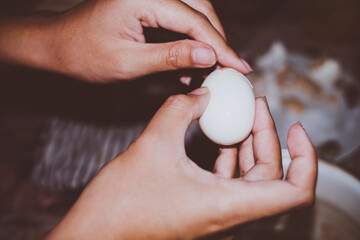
31 118 200 191
32 118 146 190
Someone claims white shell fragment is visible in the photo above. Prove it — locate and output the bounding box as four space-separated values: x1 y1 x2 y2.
199 68 255 145
307 58 341 88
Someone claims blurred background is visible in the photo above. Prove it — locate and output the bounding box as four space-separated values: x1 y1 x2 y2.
0 0 359 239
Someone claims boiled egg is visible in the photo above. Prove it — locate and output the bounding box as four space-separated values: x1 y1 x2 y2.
199 68 255 145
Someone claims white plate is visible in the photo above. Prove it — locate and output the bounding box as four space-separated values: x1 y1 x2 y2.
282 149 360 224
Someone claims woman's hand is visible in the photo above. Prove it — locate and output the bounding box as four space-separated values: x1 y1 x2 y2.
46 89 317 239
0 0 252 82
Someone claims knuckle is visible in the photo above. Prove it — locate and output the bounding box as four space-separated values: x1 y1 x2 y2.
275 168 284 179
265 162 283 180
166 94 192 111
303 191 315 207
115 57 131 80
165 42 190 70
199 1 215 15
298 189 315 208
186 12 211 37
197 11 211 24
164 94 193 120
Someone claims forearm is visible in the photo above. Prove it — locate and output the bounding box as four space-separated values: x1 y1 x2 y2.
0 13 60 71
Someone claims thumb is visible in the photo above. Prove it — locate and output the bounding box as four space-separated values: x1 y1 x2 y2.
141 40 217 73
142 87 210 145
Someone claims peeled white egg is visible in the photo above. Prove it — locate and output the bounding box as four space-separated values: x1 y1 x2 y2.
199 68 255 145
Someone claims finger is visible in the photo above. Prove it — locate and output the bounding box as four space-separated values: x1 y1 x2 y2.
286 122 318 190
243 97 283 181
180 76 192 86
224 179 316 226
181 0 226 39
237 123 317 216
150 0 252 74
213 147 237 178
238 134 255 177
142 87 210 146
127 40 216 77
219 124 317 225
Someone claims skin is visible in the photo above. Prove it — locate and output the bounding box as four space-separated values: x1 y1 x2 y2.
46 90 317 239
0 0 251 83
0 1 317 238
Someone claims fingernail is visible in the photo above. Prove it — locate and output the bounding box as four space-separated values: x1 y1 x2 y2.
297 121 308 135
188 87 209 95
180 76 192 86
241 59 253 72
192 48 216 66
296 122 312 141
263 96 270 110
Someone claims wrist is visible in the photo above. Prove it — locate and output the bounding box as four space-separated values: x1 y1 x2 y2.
0 13 62 73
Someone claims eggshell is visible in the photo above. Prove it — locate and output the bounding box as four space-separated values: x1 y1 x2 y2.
199 68 255 145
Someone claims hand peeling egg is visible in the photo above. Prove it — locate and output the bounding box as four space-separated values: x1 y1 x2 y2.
199 68 255 145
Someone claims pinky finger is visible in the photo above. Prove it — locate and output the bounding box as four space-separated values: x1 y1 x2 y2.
286 122 318 191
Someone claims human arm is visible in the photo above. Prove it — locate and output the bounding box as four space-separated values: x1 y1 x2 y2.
0 0 252 83
0 13 59 71
45 89 317 239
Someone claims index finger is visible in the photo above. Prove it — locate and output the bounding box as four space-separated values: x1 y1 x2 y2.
180 0 226 39
151 0 252 74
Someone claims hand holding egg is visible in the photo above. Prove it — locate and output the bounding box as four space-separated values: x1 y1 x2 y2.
199 68 255 145
47 79 317 240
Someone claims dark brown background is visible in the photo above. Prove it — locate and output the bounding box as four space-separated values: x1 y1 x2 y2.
0 0 359 239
